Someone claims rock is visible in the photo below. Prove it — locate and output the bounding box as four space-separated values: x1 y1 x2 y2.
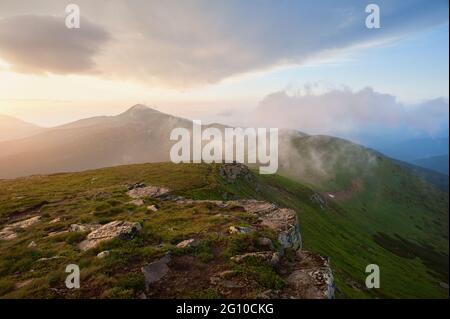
97 250 110 259
231 200 277 214
230 200 302 252
229 225 252 234
70 223 101 232
28 241 37 248
231 251 280 266
220 163 253 182
439 282 449 289
283 250 334 299
0 228 17 240
127 182 146 191
141 253 171 290
259 208 302 250
129 199 144 206
78 221 142 251
11 216 41 228
49 217 61 224
147 204 159 212
176 238 197 248
258 237 275 250
0 216 41 241
256 289 279 299
217 270 237 279
127 186 170 199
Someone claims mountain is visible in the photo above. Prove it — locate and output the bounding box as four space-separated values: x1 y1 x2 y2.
0 162 447 298
0 114 43 142
413 155 449 176
0 105 189 178
371 137 449 162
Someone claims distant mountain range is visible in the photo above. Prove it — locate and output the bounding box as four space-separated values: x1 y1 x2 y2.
0 114 44 142
413 154 449 176
0 105 448 189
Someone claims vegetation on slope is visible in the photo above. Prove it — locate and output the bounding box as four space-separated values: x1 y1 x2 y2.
0 162 448 298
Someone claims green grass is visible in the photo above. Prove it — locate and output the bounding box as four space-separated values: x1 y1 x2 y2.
0 161 448 298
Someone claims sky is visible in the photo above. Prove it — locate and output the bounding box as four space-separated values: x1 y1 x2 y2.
0 0 448 136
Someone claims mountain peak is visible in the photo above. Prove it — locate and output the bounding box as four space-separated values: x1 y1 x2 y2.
129 104 150 111
120 104 162 117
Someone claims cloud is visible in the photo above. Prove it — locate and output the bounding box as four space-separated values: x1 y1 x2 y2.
0 14 110 74
0 0 448 86
253 86 449 139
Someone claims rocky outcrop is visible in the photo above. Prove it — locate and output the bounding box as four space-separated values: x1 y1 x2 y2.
283 250 334 299
220 163 254 182
79 220 141 251
126 178 334 299
231 200 302 251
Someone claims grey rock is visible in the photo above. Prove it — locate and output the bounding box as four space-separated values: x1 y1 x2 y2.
79 221 141 251
141 253 171 290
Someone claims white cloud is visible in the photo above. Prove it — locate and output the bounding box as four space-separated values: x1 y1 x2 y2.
0 0 447 86
253 86 449 137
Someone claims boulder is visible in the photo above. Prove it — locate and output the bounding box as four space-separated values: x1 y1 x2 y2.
283 250 334 299
220 163 253 182
258 237 275 250
79 221 142 251
259 208 302 250
141 253 171 290
127 186 170 199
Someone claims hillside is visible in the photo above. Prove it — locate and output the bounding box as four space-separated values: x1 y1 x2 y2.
0 114 43 142
0 162 448 298
0 105 190 178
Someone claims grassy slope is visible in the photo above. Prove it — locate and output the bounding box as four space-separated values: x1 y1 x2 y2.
0 162 448 298
277 135 449 298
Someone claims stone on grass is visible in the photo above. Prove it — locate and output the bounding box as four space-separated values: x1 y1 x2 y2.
97 250 110 259
176 238 196 248
79 221 141 251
